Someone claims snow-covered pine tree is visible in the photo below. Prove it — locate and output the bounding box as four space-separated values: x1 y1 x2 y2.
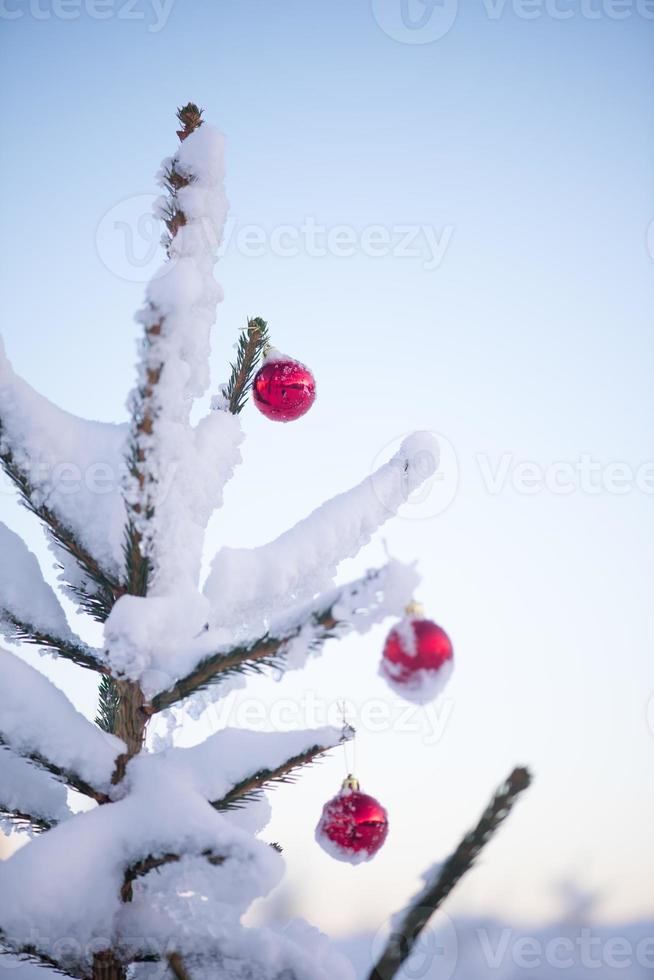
0 104 531 980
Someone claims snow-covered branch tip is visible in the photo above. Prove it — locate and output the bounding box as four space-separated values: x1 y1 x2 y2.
0 934 82 979
1 613 109 674
121 849 225 903
368 767 532 980
0 521 110 673
203 432 439 631
0 805 54 835
149 560 416 713
122 105 205 596
0 736 109 805
0 424 120 620
225 316 270 414
211 729 354 812
148 607 339 713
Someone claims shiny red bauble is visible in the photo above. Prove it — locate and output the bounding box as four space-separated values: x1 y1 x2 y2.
252 353 316 422
315 776 388 863
380 606 453 704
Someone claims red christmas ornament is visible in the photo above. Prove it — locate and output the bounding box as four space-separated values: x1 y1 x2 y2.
380 602 454 704
315 775 388 864
252 351 316 422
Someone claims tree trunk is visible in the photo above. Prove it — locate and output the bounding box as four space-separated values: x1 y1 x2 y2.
92 950 126 980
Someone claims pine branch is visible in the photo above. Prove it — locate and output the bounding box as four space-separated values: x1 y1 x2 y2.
225 317 270 414
167 953 192 980
124 103 203 592
96 675 121 734
1 612 109 674
121 849 225 902
211 731 353 811
121 446 151 600
0 424 120 622
367 767 532 980
0 421 119 621
0 934 83 978
0 735 110 805
0 804 54 834
149 608 338 713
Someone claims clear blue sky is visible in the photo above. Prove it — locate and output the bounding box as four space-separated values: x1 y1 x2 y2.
1 0 653 937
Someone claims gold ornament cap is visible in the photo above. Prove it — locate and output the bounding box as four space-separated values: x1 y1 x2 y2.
405 600 425 618
341 774 360 792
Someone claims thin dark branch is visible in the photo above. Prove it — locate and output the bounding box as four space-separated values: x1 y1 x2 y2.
149 609 338 713
0 805 54 834
0 933 82 978
212 734 352 811
0 424 120 622
121 850 225 902
167 952 192 980
0 735 109 805
1 612 110 674
225 317 270 414
368 767 533 980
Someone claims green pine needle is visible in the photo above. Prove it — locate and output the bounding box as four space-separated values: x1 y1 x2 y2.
225 317 270 414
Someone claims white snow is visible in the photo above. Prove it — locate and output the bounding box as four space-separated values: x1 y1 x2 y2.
102 559 418 703
203 432 439 632
0 647 124 791
0 755 283 971
314 824 381 867
0 336 129 581
379 657 454 706
0 746 72 830
126 124 236 599
145 725 347 805
0 521 73 640
126 913 357 980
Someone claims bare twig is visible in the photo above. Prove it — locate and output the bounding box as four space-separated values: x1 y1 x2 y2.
368 766 533 980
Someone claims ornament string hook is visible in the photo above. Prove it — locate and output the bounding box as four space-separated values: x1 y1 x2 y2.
339 699 356 778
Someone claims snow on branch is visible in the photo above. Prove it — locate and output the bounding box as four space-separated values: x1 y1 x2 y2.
0 746 72 834
121 848 226 903
0 648 124 798
203 431 439 631
0 937 82 978
211 734 351 811
368 767 533 980
0 338 127 608
126 106 237 600
0 762 282 970
146 559 418 712
0 522 109 673
142 725 350 810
